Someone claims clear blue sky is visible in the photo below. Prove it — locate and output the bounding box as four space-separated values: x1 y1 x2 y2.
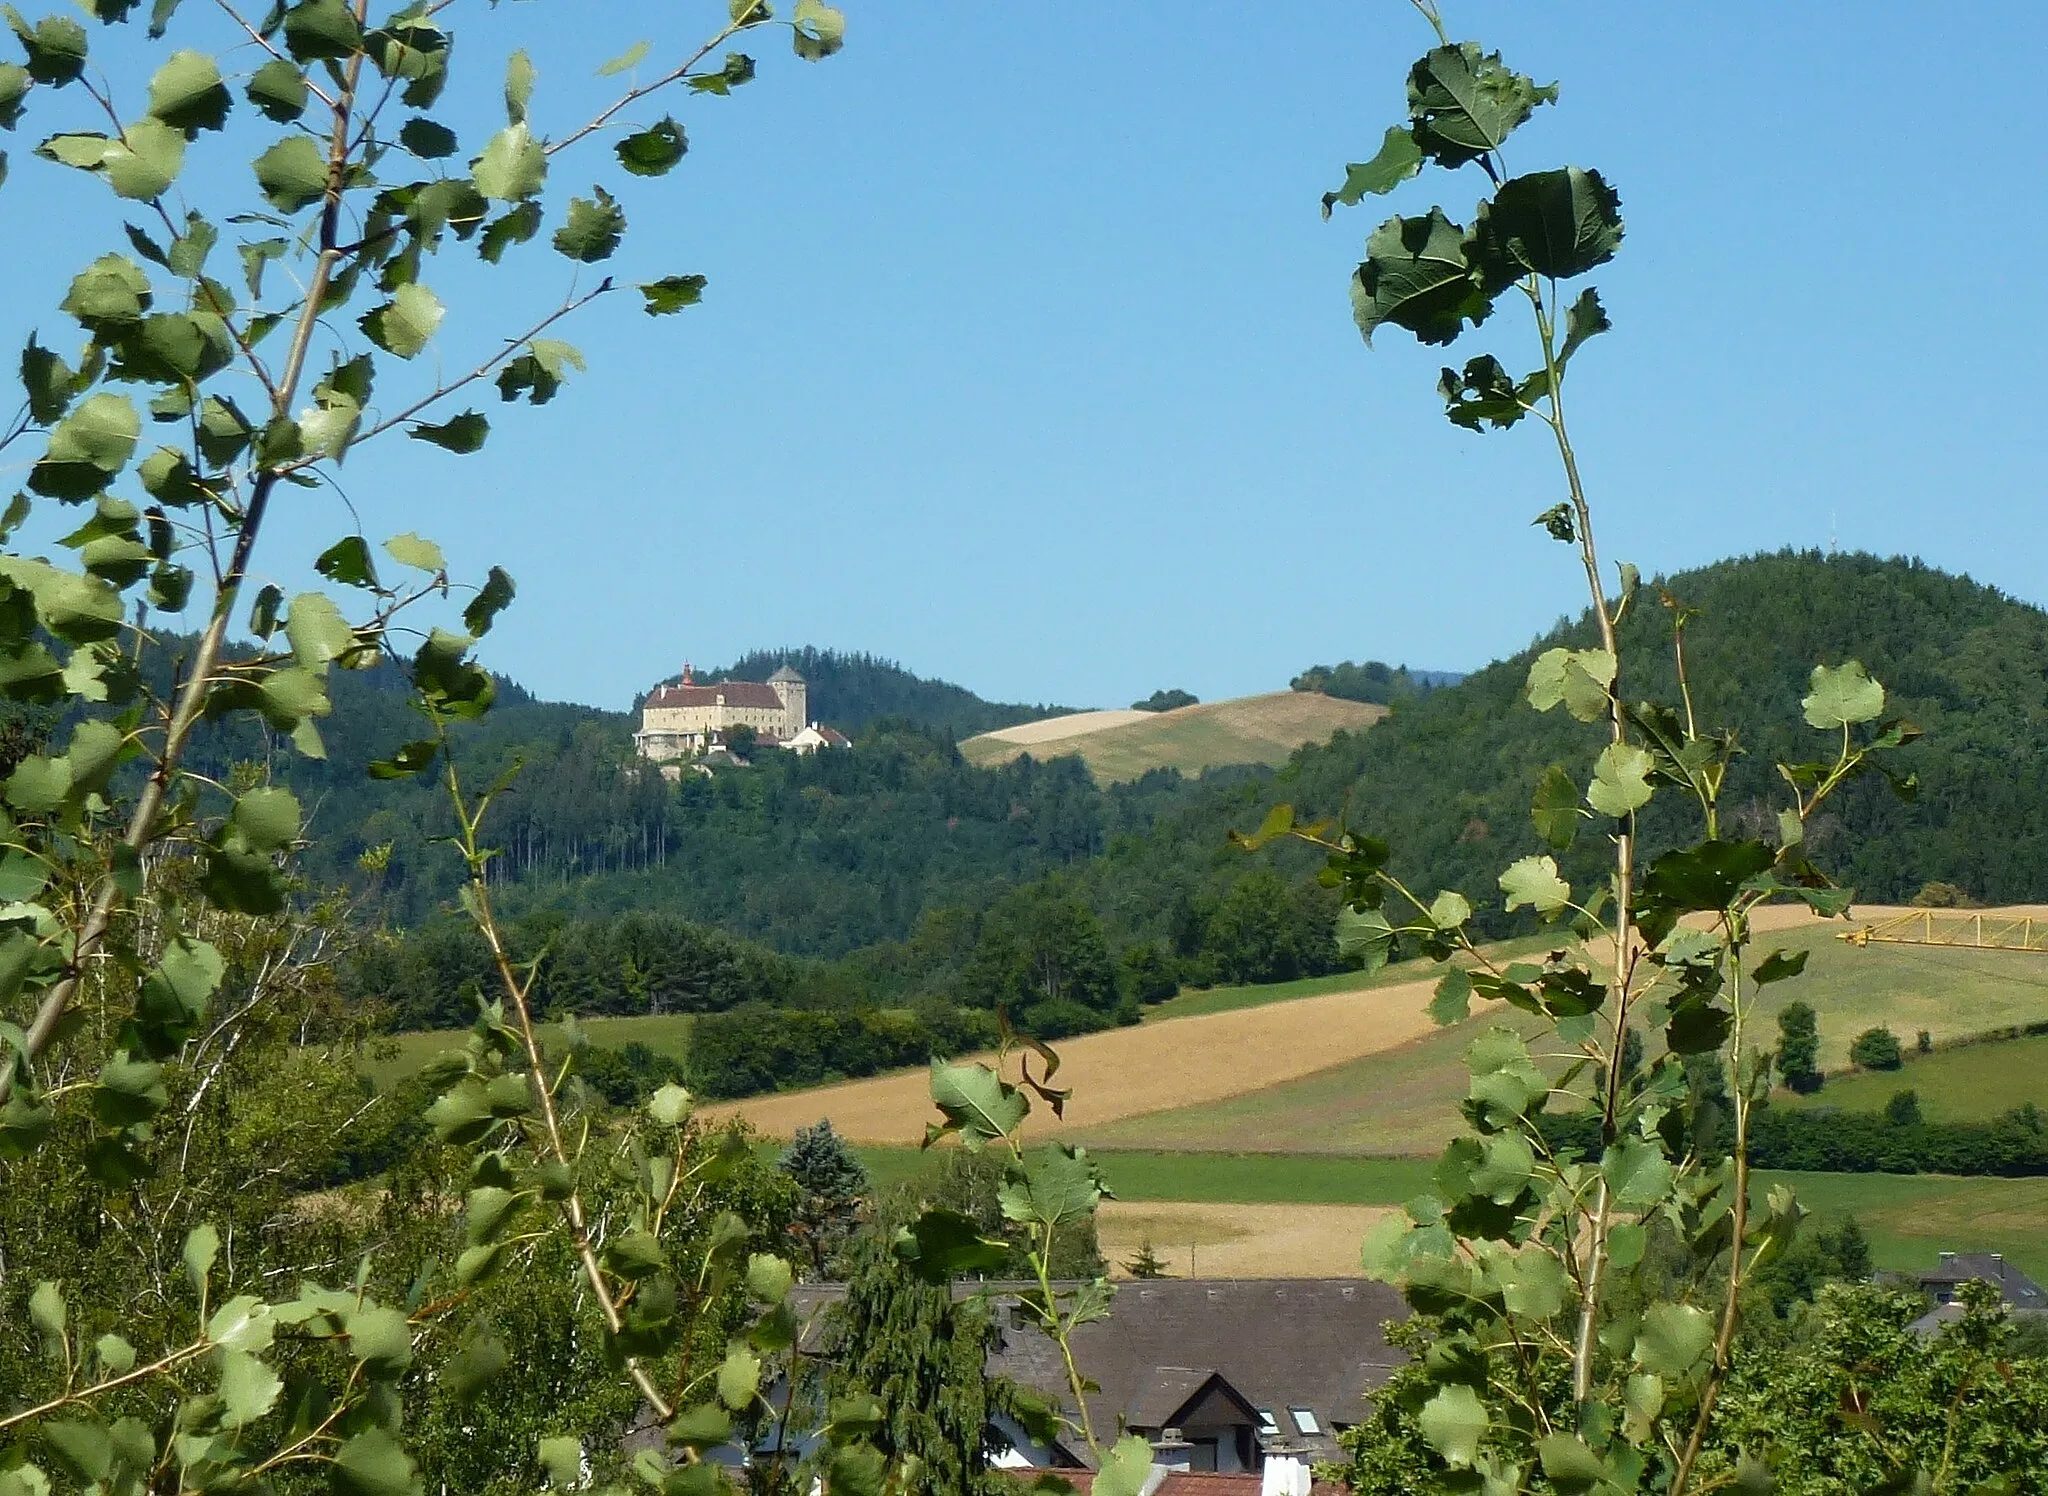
5 2 2044 711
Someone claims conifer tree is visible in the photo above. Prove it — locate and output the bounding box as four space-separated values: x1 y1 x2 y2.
1778 1000 1823 1093
780 1118 869 1276
826 1232 1027 1496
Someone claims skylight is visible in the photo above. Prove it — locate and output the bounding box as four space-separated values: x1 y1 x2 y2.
1290 1408 1321 1436
1256 1409 1280 1437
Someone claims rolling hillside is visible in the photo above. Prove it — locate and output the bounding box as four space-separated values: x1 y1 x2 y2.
708 905 2048 1150
959 691 1387 782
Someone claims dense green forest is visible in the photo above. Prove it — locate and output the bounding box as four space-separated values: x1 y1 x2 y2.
697 646 1069 736
327 551 2048 1089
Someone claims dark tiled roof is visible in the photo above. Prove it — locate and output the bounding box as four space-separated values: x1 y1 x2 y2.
988 1280 1407 1464
1917 1253 2047 1308
646 681 785 710
1032 1471 1346 1496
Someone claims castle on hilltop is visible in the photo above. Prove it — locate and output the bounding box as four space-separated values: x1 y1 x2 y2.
633 663 846 767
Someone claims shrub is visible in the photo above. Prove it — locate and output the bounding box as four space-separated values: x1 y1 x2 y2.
1777 1001 1823 1093
1851 1026 1905 1071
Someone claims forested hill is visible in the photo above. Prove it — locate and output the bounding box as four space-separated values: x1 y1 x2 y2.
688 647 1069 737
1083 549 2048 942
180 648 1163 948
207 552 2048 967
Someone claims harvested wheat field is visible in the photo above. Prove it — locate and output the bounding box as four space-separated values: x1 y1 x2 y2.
708 903 2027 1147
959 692 1388 783
707 968 1452 1144
1095 1200 1392 1279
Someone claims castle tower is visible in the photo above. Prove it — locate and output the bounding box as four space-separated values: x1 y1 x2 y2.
767 664 807 739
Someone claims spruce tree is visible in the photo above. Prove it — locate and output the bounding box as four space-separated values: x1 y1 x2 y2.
780 1119 870 1277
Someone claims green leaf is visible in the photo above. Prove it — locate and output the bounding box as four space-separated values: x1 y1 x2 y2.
1754 948 1809 985
1640 839 1775 915
1429 889 1472 929
252 134 328 211
217 1348 283 1428
31 391 140 498
20 337 73 424
997 1142 1106 1233
1093 1437 1156 1496
478 200 542 262
504 48 535 123
640 274 707 315
1559 287 1610 365
245 58 307 121
1500 1247 1569 1319
333 1429 417 1496
1531 763 1582 851
359 281 443 358
1525 646 1614 721
553 186 625 262
314 535 379 589
231 785 299 853
715 1344 761 1410
1535 1434 1609 1494
398 115 455 158
135 935 224 1055
462 565 516 637
1416 1382 1487 1469
442 1331 508 1402
745 1253 792 1304
1802 660 1885 729
473 121 544 201
93 1053 167 1126
1335 904 1396 972
1405 43 1556 168
183 1221 219 1303
616 116 685 176
688 51 756 94
147 49 229 133
8 9 86 85
281 0 361 63
1352 208 1491 347
346 1305 413 1376
42 1420 111 1484
1322 126 1422 217
666 1403 732 1450
62 252 151 328
1587 741 1654 818
1474 167 1625 282
1499 854 1569 915
93 1333 135 1375
597 39 649 76
1633 1300 1714 1378
1428 967 1472 1025
927 1060 1027 1147
790 0 844 60
29 1279 65 1356
1602 1136 1673 1209
383 531 444 572
892 1207 1008 1283
98 118 185 199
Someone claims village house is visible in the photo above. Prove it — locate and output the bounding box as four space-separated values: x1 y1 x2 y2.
709 1279 1408 1479
632 663 848 770
1905 1251 2047 1335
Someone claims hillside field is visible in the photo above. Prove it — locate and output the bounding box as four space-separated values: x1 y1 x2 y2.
845 1145 2048 1282
1778 1031 2048 1122
360 1013 694 1090
713 905 2048 1151
958 691 1387 782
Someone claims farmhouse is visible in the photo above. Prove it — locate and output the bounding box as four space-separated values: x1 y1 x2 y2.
734 1278 1407 1475
632 664 846 765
